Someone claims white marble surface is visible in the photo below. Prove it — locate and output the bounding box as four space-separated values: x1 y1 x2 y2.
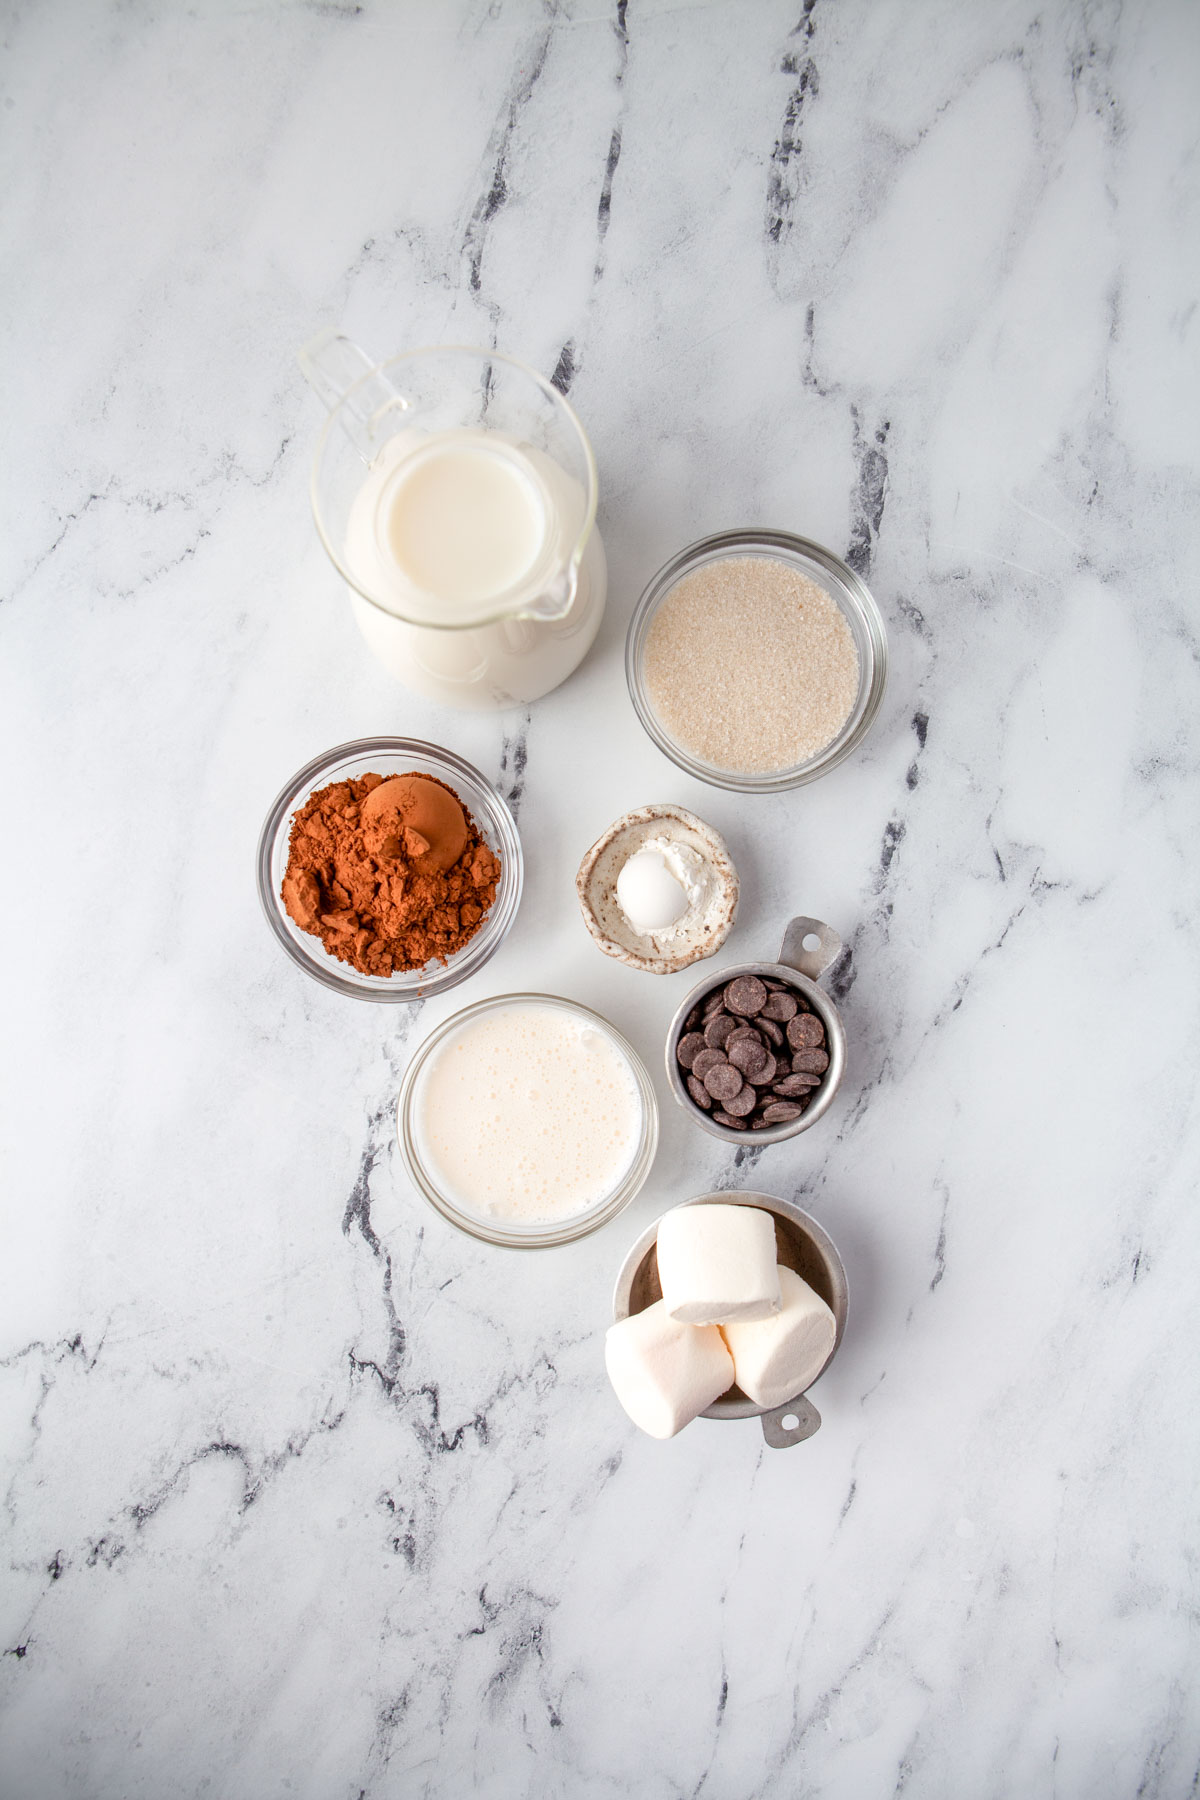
3 1 1199 1794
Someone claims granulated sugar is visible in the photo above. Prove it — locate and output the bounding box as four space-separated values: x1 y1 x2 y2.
643 556 860 773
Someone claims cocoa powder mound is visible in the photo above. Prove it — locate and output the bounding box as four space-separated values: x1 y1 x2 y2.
281 772 501 977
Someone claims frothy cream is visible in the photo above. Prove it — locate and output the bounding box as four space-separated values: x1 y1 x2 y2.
412 1002 643 1222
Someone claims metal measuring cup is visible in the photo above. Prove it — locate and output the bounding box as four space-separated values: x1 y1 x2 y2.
665 915 847 1144
612 1191 849 1449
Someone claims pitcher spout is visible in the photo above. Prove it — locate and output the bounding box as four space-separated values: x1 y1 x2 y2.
520 565 577 623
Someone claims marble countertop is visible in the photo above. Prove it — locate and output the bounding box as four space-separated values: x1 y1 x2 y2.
3 3 1199 1795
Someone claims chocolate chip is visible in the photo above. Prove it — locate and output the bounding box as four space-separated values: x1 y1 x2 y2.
679 972 831 1134
787 1013 825 1050
747 1053 779 1086
774 1072 820 1095
686 1075 713 1110
725 974 767 1016
704 1062 744 1103
728 1037 769 1077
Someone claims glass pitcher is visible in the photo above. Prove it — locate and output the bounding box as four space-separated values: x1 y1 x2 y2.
299 332 608 711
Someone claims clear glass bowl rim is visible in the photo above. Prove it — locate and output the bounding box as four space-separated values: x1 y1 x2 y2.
395 991 660 1249
310 343 601 632
625 527 889 793
255 735 523 1003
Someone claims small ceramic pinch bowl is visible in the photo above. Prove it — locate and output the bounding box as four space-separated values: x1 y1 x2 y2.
575 803 738 975
613 1191 848 1449
666 915 847 1144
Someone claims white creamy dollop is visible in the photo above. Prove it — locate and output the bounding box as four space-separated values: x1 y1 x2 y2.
617 847 687 931
616 836 718 941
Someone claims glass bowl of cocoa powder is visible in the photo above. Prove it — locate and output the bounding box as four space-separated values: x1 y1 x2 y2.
256 736 523 1001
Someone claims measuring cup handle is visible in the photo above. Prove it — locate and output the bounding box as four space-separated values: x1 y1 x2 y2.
778 916 842 982
760 1395 822 1449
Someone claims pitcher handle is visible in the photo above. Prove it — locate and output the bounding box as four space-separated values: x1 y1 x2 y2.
298 328 405 463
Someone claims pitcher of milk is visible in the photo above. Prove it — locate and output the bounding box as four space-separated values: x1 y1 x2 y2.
299 332 607 710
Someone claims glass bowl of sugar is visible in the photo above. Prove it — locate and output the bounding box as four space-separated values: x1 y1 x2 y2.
625 530 888 793
396 993 659 1248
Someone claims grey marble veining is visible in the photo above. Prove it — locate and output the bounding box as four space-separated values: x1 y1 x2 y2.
2 2 1199 1796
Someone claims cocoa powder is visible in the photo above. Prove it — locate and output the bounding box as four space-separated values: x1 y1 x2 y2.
281 772 501 977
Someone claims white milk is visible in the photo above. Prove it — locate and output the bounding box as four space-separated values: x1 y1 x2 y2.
412 1002 643 1222
386 438 544 604
342 428 606 710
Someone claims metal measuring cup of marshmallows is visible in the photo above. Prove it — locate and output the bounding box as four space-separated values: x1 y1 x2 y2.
612 1192 849 1448
666 915 847 1144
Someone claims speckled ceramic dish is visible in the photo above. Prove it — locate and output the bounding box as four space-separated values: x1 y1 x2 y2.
575 804 738 975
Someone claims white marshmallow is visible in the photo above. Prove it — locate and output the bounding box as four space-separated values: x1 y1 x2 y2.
605 1301 734 1439
720 1264 836 1408
656 1203 781 1325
